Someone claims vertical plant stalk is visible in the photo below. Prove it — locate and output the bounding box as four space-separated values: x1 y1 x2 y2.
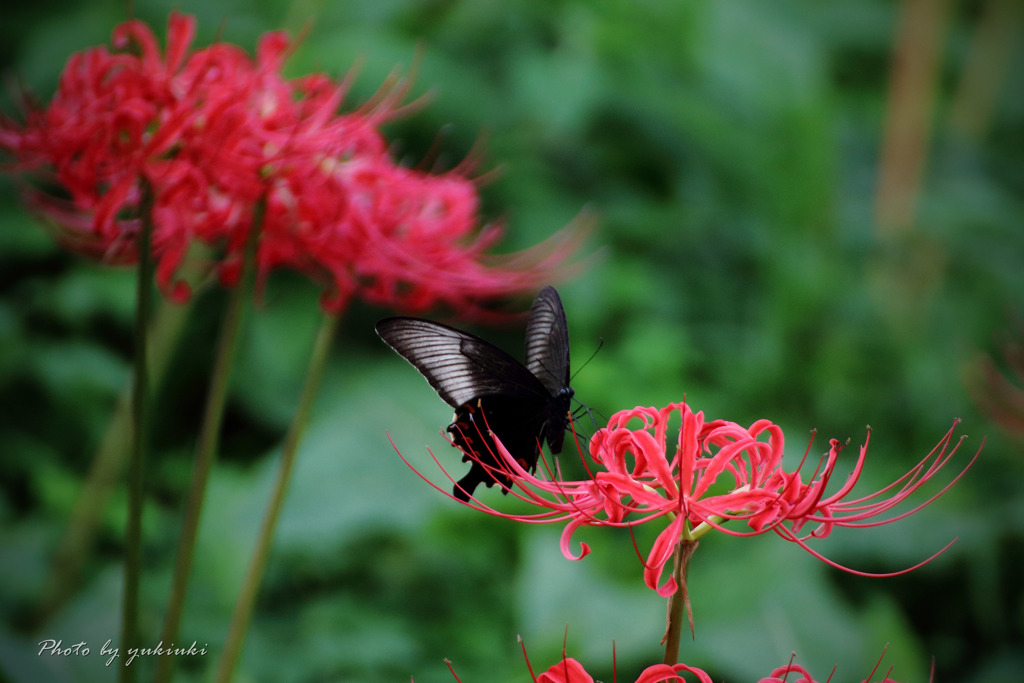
875 0 951 234
661 539 698 666
948 0 1022 141
213 312 341 683
155 202 265 683
38 297 191 627
120 179 155 683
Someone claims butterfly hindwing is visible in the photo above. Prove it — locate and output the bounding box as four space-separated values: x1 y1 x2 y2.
448 394 554 500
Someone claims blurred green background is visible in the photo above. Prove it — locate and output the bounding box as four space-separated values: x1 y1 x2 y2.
1 0 1022 681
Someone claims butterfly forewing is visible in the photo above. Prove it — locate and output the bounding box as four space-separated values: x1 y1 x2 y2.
375 317 550 408
524 286 571 397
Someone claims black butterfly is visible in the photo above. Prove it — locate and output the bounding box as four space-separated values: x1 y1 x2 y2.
376 286 574 501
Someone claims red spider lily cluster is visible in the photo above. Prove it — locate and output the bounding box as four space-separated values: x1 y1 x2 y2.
442 642 911 683
527 657 903 683
529 656 711 683
400 400 979 596
0 12 579 312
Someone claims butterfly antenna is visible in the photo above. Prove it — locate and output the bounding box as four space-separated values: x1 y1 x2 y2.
569 338 603 383
571 399 602 433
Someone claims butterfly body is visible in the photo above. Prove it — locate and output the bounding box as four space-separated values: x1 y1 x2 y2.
376 286 573 501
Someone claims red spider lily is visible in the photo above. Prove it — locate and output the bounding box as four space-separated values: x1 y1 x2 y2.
528 657 712 683
438 638 714 683
442 653 711 683
533 657 596 683
437 639 918 683
1 12 273 300
2 12 583 312
759 646 917 683
760 663 890 683
529 658 902 683
278 151 586 315
758 663 819 683
396 400 980 596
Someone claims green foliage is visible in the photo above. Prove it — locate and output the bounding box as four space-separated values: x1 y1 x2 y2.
2 0 1022 682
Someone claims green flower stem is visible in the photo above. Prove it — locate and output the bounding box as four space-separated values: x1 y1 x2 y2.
155 205 264 683
120 179 155 683
38 296 191 627
662 539 698 666
688 512 729 541
213 312 340 683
